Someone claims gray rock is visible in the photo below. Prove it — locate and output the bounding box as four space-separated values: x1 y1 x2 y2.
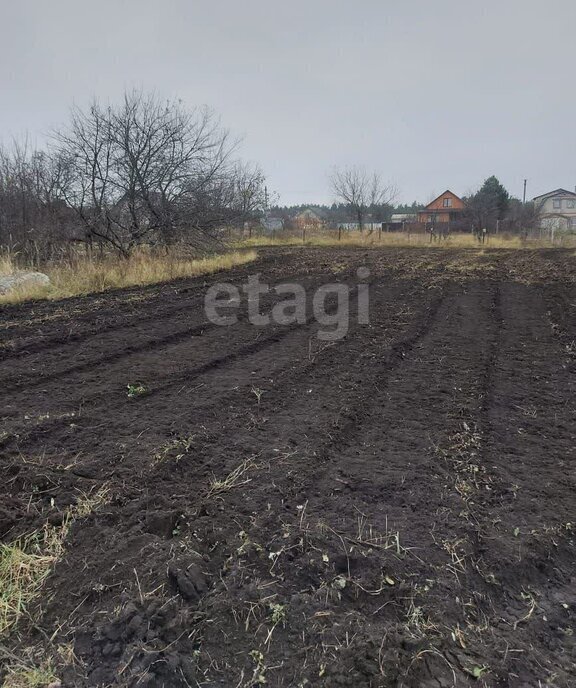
0 271 50 295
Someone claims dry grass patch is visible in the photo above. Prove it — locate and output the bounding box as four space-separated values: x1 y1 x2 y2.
207 457 261 497
0 486 110 638
0 525 68 638
1 659 58 688
0 253 17 275
0 248 257 305
236 231 575 250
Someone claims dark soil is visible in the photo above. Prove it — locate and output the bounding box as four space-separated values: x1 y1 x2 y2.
1 247 575 687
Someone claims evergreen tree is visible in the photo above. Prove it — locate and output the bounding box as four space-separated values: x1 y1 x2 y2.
465 176 511 231
478 176 510 220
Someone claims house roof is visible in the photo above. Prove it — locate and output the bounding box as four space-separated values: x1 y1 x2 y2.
294 207 328 220
421 190 465 210
533 188 576 201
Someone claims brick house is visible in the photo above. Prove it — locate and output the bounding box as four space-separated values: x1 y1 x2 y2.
418 190 466 226
292 208 328 229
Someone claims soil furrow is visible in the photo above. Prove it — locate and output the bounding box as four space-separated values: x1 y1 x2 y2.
2 247 575 688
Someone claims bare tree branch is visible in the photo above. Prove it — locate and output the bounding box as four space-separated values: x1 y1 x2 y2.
330 166 396 231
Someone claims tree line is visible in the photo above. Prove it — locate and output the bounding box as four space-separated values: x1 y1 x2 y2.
274 169 539 234
463 176 538 234
0 91 268 259
1 99 542 263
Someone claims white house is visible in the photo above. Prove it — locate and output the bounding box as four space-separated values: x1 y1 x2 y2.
533 188 576 232
261 215 284 232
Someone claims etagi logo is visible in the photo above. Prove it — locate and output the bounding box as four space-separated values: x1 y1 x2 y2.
205 267 370 341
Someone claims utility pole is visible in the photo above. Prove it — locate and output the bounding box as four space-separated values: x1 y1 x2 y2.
523 179 527 204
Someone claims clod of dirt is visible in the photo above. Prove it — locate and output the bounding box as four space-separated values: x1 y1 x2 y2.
143 509 180 538
167 556 207 602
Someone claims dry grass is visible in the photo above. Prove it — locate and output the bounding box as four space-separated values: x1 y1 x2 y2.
207 457 260 497
0 248 258 305
0 524 68 638
236 230 576 250
0 253 16 275
2 660 58 688
0 486 110 638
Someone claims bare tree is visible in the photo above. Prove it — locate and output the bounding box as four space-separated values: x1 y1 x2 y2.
0 138 73 259
506 198 541 237
329 166 396 231
168 160 268 243
53 91 237 256
229 162 268 223
0 92 270 259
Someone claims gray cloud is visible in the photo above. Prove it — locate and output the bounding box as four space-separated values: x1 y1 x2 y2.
1 0 574 204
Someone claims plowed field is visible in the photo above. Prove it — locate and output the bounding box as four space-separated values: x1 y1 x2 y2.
1 247 575 687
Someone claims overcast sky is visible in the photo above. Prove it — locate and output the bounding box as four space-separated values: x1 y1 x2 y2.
1 0 574 205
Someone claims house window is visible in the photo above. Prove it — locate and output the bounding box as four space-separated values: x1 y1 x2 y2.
553 199 562 209
570 217 576 230
567 199 576 209
443 198 452 207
